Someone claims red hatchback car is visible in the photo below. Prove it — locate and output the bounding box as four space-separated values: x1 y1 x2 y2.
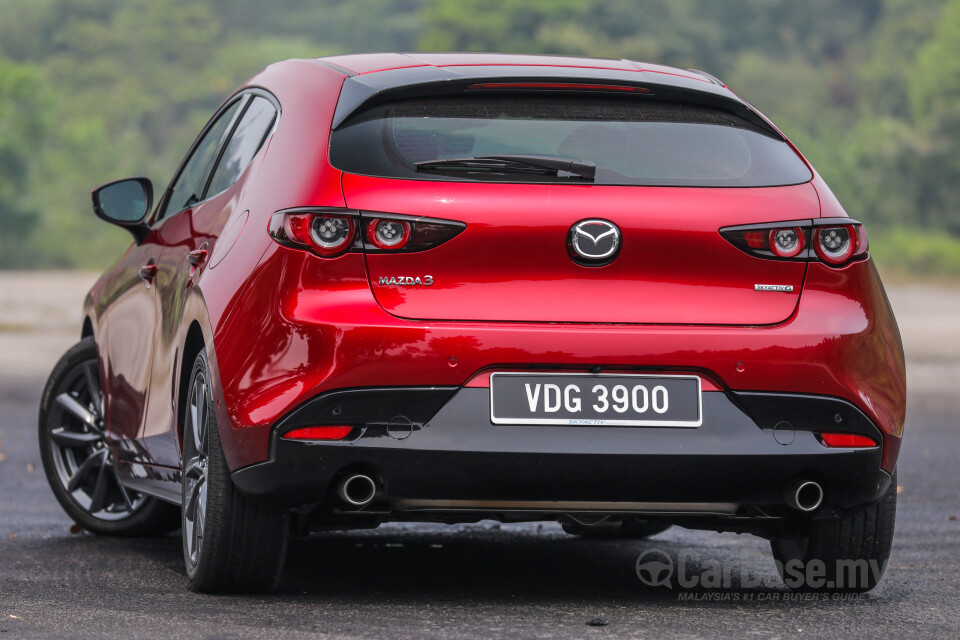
39 53 905 593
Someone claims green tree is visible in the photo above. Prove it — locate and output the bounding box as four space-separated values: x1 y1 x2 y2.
418 0 585 52
0 56 51 267
0 0 957 274
908 0 960 233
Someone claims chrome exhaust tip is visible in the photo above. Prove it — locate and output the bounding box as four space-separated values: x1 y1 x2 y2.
785 480 824 512
337 474 377 507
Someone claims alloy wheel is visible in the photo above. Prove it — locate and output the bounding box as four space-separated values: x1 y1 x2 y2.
46 357 146 520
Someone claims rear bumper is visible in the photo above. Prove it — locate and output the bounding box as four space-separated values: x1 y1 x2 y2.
231 386 891 517
214 255 906 473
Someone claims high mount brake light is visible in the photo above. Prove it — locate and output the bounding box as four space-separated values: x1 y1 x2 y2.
720 219 867 267
269 209 466 257
466 82 653 94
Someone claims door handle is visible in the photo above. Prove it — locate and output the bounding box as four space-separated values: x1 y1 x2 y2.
187 249 209 267
138 262 158 281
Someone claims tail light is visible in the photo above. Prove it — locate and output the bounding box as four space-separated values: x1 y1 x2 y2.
368 219 411 249
270 208 465 257
269 208 359 257
817 432 878 448
814 225 857 265
362 214 465 253
769 227 805 258
720 218 868 267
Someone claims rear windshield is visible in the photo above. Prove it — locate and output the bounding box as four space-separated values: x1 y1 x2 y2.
329 96 812 187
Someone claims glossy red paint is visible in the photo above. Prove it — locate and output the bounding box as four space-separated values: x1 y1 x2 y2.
346 176 818 325
95 229 164 449
78 54 905 487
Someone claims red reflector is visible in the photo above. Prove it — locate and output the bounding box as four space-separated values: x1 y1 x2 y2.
468 82 651 93
282 426 353 441
819 432 878 448
743 230 768 249
283 213 313 245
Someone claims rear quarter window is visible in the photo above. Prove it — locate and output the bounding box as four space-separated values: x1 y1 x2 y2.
329 96 812 187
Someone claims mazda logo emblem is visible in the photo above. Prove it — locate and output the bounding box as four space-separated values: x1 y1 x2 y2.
567 219 621 265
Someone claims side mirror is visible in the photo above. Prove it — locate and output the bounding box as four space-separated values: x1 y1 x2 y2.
91 177 153 244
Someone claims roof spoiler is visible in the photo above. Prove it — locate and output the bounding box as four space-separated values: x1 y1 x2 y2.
328 64 780 138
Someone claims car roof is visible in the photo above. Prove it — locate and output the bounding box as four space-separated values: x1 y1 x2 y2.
317 52 719 86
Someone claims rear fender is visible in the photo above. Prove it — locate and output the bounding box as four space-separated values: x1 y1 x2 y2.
175 290 230 459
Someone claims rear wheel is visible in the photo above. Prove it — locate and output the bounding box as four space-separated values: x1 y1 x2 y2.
562 517 671 539
181 348 289 593
770 471 897 592
38 338 179 536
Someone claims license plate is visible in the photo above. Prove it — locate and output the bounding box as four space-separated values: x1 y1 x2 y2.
490 373 702 427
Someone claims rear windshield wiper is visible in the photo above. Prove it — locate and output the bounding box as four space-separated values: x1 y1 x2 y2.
415 154 596 180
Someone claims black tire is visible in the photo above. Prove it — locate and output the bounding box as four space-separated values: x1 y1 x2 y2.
181 348 289 593
771 471 897 593
38 337 179 536
562 517 671 539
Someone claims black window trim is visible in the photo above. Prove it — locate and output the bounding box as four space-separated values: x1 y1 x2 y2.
152 86 281 225
201 92 280 204
152 94 249 224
